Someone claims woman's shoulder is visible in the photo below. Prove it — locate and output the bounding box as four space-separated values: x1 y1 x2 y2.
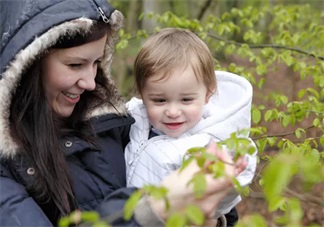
0 158 13 178
90 113 135 134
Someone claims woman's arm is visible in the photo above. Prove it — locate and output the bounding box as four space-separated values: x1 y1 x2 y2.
0 163 53 226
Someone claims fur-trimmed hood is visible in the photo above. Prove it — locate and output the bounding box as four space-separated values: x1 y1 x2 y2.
0 0 126 157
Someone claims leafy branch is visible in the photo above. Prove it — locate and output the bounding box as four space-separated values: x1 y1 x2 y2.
252 125 315 141
207 33 324 60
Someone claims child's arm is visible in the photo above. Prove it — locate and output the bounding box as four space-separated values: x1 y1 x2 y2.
234 139 258 188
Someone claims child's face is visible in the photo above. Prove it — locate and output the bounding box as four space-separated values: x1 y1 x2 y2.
142 65 212 137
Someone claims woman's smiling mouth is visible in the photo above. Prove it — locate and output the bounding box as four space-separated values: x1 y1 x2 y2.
62 91 80 99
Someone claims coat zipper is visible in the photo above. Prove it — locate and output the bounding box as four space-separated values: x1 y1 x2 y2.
98 7 109 23
92 0 110 23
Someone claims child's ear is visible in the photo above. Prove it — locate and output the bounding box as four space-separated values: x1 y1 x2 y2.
205 85 216 103
205 92 213 103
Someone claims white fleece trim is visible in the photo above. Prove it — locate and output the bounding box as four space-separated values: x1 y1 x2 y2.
0 11 126 157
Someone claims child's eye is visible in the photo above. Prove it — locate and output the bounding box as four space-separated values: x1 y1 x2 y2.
182 98 194 102
152 99 166 103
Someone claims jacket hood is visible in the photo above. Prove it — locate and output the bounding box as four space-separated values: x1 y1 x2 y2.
0 0 126 157
188 70 253 137
127 71 253 140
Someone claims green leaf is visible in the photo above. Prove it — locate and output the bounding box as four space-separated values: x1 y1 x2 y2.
306 88 320 99
320 135 324 146
312 118 320 127
256 64 267 76
143 185 168 200
196 155 206 168
124 190 142 220
218 25 224 36
275 198 303 226
236 214 267 227
58 217 70 227
185 204 205 225
92 221 110 227
264 110 272 122
188 173 207 198
116 39 129 50
295 129 300 138
267 137 277 147
181 157 194 171
209 161 226 178
252 108 261 124
269 197 286 212
166 212 186 227
298 89 306 98
282 115 290 127
262 154 298 211
80 211 100 222
256 138 267 153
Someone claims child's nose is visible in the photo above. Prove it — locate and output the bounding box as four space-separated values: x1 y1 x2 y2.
165 105 181 118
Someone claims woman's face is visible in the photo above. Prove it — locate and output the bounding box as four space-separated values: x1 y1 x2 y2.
41 35 107 117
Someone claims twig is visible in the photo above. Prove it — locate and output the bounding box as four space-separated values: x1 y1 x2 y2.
284 188 324 207
207 34 324 60
197 0 213 21
252 125 315 140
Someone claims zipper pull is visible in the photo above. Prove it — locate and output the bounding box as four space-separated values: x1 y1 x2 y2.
98 7 110 23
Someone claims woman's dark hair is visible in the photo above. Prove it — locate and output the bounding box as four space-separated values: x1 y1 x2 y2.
53 21 110 49
9 21 111 220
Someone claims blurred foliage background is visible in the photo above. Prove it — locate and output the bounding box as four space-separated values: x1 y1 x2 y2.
108 0 323 98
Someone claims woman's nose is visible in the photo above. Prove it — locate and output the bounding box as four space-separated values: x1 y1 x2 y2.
77 66 97 91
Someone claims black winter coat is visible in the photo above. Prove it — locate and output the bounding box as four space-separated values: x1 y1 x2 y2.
0 0 140 226
0 114 136 226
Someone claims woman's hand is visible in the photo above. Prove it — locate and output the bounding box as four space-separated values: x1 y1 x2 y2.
149 142 247 221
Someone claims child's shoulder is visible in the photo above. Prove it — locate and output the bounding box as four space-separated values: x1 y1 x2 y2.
126 97 144 112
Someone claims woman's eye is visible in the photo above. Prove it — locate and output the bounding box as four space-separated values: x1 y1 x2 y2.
94 60 102 65
68 63 82 68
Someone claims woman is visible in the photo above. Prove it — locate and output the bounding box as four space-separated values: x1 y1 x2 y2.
0 0 246 226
